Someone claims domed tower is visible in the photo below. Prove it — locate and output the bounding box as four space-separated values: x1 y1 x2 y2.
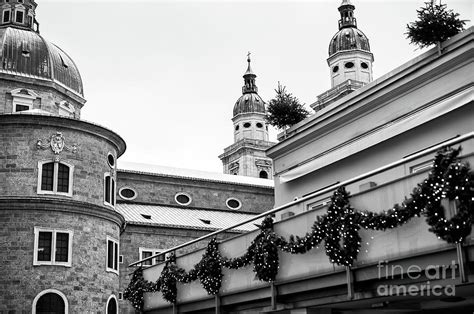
219 55 274 179
0 1 125 312
328 0 373 88
312 0 374 111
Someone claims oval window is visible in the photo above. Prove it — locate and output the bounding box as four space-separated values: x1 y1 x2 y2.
243 122 251 128
361 62 368 69
107 153 115 168
226 198 242 210
345 62 354 69
332 66 339 73
119 187 137 200
175 193 191 206
235 125 239 131
256 122 263 128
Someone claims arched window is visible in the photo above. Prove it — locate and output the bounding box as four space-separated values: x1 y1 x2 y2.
259 170 268 179
104 173 116 207
106 295 118 314
37 161 74 196
32 289 68 314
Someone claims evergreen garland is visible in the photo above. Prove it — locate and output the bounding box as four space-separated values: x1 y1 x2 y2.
195 238 223 294
324 188 361 266
252 217 279 282
423 148 474 243
125 147 473 310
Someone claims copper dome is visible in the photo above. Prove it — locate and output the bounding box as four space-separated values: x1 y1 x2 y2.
233 93 265 116
0 27 83 96
328 27 370 57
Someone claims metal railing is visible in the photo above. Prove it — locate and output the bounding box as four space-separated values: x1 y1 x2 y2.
129 131 474 267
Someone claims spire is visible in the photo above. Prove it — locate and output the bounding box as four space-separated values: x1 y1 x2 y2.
242 52 258 94
338 0 357 30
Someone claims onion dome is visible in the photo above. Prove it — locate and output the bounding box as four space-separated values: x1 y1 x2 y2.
328 0 371 56
0 1 83 96
233 54 266 116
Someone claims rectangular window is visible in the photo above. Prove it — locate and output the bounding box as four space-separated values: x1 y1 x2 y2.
139 248 165 266
410 160 433 174
104 174 115 207
55 232 69 262
38 161 73 196
41 163 54 191
15 10 23 23
57 163 70 193
15 104 30 112
105 175 111 203
37 231 52 262
106 237 119 274
3 10 10 23
34 227 72 267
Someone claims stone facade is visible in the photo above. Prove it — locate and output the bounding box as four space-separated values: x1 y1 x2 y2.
0 75 85 117
117 171 274 213
0 115 126 207
0 200 124 312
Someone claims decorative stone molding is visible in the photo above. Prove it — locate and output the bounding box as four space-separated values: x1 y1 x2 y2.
255 159 271 168
37 132 78 155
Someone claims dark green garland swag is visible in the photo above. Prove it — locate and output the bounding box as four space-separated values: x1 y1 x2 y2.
124 147 473 310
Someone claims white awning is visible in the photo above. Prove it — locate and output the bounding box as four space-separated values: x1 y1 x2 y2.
279 87 473 183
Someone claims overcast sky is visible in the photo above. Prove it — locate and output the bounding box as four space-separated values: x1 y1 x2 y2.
37 0 472 173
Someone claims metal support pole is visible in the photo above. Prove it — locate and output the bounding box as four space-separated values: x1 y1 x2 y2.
271 282 277 310
172 303 178 314
456 243 468 283
453 202 468 283
215 294 221 314
346 266 354 299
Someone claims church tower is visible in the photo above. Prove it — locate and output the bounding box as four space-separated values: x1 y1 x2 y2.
312 0 374 110
219 55 274 180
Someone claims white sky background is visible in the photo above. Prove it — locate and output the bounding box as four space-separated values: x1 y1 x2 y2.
37 0 472 173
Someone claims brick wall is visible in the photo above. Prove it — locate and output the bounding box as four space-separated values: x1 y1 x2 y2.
0 115 125 209
117 172 274 214
0 206 121 312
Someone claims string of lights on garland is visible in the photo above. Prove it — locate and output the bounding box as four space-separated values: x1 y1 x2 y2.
124 147 473 310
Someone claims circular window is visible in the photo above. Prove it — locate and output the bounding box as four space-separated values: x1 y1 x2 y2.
235 125 239 131
332 65 339 73
175 193 192 206
119 187 137 200
361 62 369 69
256 122 263 128
243 122 251 128
345 62 354 69
226 198 242 210
107 153 115 168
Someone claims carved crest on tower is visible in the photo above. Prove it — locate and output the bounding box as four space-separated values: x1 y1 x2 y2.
37 132 78 155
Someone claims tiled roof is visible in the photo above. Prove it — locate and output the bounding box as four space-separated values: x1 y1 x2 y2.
118 161 274 188
116 203 262 232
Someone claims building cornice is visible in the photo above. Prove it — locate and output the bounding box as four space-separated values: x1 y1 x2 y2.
0 197 125 228
0 113 127 157
0 72 86 106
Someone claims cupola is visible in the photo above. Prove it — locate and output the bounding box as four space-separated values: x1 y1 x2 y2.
232 54 268 142
0 0 84 98
327 0 373 88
